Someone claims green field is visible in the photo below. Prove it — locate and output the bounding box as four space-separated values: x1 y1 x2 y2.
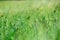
0 1 60 40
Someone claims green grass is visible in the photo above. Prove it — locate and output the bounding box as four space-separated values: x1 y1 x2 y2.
0 1 60 40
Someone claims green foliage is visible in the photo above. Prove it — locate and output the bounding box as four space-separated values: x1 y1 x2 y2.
0 1 60 40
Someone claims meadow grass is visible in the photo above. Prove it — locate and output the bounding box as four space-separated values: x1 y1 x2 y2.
0 1 60 40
